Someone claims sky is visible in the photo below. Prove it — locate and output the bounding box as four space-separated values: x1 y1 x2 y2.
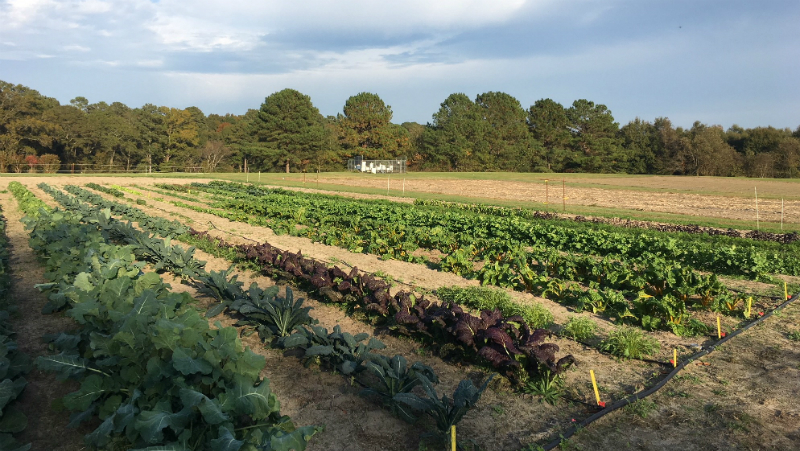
1 0 798 129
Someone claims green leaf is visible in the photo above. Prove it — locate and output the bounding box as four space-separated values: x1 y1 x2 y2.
73 272 94 292
0 377 26 411
63 374 107 411
209 426 243 451
0 407 27 433
172 347 213 376
36 354 92 380
134 402 192 444
266 425 324 451
179 389 228 425
0 433 31 451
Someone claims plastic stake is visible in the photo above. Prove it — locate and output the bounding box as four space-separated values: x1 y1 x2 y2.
590 370 601 405
717 315 721 339
746 297 752 318
785 282 789 300
673 349 677 368
451 425 456 451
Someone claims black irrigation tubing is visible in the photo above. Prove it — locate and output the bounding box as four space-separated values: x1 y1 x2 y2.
541 291 800 451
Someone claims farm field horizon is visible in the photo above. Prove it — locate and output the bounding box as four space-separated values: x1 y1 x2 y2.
5 172 799 232
1 174 799 451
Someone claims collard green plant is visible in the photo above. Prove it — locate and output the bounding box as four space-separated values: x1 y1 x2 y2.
232 286 315 340
360 354 439 422
394 374 495 442
280 325 386 375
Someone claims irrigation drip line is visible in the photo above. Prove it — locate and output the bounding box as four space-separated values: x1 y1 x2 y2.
541 291 800 451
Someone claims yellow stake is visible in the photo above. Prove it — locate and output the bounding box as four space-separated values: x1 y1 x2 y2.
673 349 677 368
451 425 456 451
716 315 722 339
590 370 601 405
746 297 752 318
785 282 789 300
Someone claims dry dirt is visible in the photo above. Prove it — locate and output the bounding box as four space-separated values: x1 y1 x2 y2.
2 176 799 451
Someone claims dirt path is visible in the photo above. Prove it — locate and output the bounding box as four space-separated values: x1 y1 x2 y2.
0 189 88 451
569 300 800 451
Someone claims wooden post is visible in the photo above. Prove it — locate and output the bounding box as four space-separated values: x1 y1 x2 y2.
781 198 784 231
316 169 319 189
402 178 405 195
258 171 261 182
304 172 306 184
545 179 549 204
387 173 390 195
755 187 759 231
562 179 566 212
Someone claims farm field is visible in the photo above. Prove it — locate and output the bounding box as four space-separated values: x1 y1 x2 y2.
1 175 799 451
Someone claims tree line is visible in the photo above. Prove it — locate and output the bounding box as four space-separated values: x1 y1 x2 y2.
2 79 799 177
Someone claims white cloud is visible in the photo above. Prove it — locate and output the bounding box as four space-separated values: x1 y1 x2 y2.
63 44 91 52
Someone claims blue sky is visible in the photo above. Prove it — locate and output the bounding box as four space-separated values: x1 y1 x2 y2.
1 0 798 129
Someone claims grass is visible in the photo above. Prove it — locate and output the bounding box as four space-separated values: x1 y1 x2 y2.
623 399 658 418
560 316 598 341
600 326 660 360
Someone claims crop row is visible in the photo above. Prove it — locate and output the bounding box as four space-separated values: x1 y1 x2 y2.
55 183 575 383
0 200 31 451
37 183 532 447
153 182 749 336
12 181 321 451
412 198 800 244
169 181 798 278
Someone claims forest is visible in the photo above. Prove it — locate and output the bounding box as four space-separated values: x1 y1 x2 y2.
1 79 799 177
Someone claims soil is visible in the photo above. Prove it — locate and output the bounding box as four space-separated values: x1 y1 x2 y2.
3 176 799 451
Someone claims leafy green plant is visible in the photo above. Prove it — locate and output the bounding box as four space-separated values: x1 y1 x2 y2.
561 316 597 341
394 374 495 446
233 286 315 340
787 330 800 341
523 371 563 405
18 190 321 451
600 326 660 359
360 354 439 422
280 325 386 375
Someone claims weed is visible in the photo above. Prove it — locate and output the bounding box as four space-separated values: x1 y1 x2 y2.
666 390 690 398
435 285 553 328
787 330 800 341
674 374 702 385
523 372 564 405
623 399 658 418
600 326 660 359
704 403 720 414
711 388 727 396
521 444 545 451
490 404 505 418
561 316 597 341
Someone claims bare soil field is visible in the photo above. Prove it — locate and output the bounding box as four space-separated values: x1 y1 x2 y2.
2 176 799 451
